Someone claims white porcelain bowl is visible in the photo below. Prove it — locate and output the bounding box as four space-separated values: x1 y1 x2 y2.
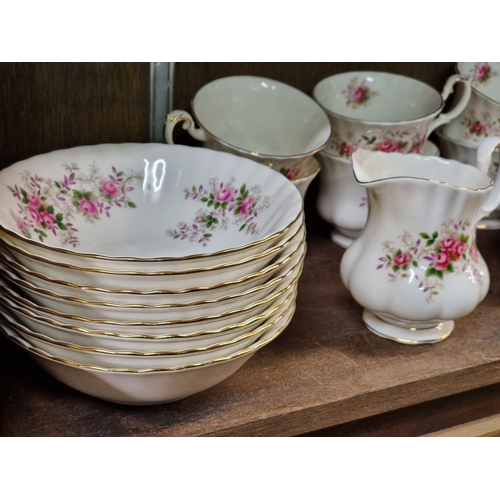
0 143 303 264
0 234 305 305
0 272 299 334
0 308 293 405
0 286 293 351
0 217 305 291
0 251 303 322
4 298 295 369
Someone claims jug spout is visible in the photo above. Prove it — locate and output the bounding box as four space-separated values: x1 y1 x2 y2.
341 149 495 345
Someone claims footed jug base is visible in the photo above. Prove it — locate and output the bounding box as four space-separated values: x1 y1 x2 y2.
362 310 454 345
330 229 356 249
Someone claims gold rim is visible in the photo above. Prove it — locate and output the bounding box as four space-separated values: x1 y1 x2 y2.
0 269 300 339
0 206 304 263
3 291 296 356
0 213 304 276
0 302 295 373
0 232 307 295
0 271 301 326
0 254 304 309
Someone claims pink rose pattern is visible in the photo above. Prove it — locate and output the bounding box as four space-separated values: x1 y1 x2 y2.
469 63 498 85
329 130 426 158
461 110 500 142
8 164 142 247
342 77 378 109
376 219 483 302
167 178 270 246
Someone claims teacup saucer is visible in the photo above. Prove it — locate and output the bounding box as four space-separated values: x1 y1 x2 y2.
362 309 454 345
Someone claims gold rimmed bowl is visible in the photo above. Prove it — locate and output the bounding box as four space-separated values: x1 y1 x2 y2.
0 271 299 334
0 284 295 351
2 295 295 367
0 215 305 291
0 143 303 271
0 303 294 405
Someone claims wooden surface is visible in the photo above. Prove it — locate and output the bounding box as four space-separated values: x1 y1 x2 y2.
2 191 500 437
0 62 151 170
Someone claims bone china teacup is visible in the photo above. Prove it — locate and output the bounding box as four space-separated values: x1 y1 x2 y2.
313 70 471 158
441 62 500 146
165 75 332 178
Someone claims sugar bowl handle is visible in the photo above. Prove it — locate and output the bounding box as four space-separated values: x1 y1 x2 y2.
425 75 472 138
164 110 207 144
477 136 500 219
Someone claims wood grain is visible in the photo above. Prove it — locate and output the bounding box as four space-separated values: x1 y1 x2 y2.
0 62 151 170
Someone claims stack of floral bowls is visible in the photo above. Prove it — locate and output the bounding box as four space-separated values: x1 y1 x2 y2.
0 143 305 405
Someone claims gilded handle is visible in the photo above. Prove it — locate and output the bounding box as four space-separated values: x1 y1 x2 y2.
164 110 206 144
426 74 472 138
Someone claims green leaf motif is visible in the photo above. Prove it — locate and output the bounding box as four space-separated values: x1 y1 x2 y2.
239 224 246 232
73 190 83 200
47 205 54 214
420 232 430 239
426 267 436 277
128 202 137 208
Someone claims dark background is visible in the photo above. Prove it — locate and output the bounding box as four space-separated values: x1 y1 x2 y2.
0 62 456 170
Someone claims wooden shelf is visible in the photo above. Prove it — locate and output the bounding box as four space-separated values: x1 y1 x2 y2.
2 198 500 437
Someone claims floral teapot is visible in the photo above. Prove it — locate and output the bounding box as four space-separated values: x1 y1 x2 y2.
340 137 500 344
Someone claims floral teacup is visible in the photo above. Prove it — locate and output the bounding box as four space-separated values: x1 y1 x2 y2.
165 75 332 178
316 141 439 248
441 63 500 147
313 70 471 158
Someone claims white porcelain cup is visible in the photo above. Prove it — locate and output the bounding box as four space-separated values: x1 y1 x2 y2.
313 71 471 158
165 75 332 178
441 63 500 146
316 141 440 248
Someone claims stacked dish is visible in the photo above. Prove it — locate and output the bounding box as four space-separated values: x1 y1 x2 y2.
0 143 305 405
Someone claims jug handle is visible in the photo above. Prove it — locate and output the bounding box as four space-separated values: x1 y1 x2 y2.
164 110 207 144
425 75 471 138
477 136 500 219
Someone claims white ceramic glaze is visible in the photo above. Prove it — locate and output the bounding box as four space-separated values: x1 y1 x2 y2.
435 130 500 229
0 252 303 322
340 148 500 344
164 76 331 177
441 63 500 146
316 141 439 248
313 71 471 158
0 268 299 332
4 295 295 369
0 203 304 275
291 157 321 199
0 305 294 405
0 234 305 305
0 286 292 351
1 224 305 294
0 143 303 261
0 216 305 292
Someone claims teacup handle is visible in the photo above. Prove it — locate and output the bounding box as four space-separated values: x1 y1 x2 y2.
164 110 207 144
425 75 472 138
477 137 500 218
